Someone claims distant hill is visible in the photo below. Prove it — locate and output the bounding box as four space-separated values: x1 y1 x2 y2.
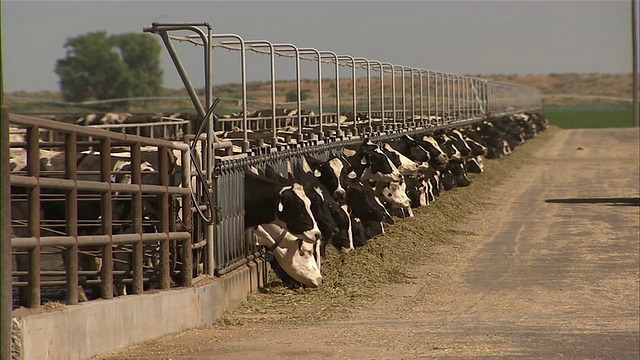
4 73 634 113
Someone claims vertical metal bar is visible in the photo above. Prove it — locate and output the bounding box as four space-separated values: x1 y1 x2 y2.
391 65 397 127
382 63 394 127
269 44 277 145
100 138 113 299
27 125 41 308
332 53 341 135
65 131 79 305
131 142 143 295
410 68 416 122
433 72 439 124
204 26 216 277
401 67 407 126
351 57 356 135
427 71 432 123
213 34 249 151
293 46 303 140
158 146 170 289
298 48 323 137
181 148 193 286
370 61 384 128
446 74 451 122
419 70 424 121
338 55 357 135
1 104 12 360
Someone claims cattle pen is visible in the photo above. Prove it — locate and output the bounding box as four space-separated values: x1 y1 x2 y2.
2 22 543 360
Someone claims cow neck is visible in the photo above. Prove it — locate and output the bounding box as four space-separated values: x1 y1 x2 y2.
267 228 289 252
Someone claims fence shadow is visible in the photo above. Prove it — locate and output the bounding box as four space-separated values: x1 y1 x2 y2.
545 197 640 207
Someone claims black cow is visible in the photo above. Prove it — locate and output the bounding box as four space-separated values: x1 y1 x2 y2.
263 164 346 255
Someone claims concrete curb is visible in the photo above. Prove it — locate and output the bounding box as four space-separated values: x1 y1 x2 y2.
12 259 269 360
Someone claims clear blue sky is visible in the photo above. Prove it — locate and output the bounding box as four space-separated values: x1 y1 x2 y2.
2 1 634 93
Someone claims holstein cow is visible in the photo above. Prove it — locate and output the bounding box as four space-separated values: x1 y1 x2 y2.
342 139 403 183
293 160 355 254
263 164 352 256
244 171 321 245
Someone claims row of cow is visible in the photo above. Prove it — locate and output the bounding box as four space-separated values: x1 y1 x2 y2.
246 111 548 288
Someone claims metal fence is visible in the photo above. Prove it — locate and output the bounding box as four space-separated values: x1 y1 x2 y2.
7 114 193 308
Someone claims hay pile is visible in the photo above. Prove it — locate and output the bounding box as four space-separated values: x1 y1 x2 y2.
219 126 559 326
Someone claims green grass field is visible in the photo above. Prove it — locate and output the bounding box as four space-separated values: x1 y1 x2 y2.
544 106 634 129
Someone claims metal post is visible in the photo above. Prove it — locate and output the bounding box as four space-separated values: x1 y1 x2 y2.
319 51 341 136
401 67 407 125
300 48 324 137
369 60 384 129
270 44 302 141
221 40 278 145
354 58 372 132
633 0 639 127
213 34 249 151
391 65 398 127
337 55 356 136
382 63 395 127
419 69 425 122
1 50 12 358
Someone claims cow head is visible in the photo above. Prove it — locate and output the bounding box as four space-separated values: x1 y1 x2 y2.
375 180 412 209
418 136 449 168
346 181 394 224
276 183 322 243
254 224 322 288
348 139 403 183
327 204 354 253
304 155 354 201
382 143 419 176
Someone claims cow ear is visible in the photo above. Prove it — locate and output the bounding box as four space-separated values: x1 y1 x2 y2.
313 169 321 177
277 201 284 212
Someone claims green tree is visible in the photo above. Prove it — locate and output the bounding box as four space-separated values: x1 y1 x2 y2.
55 31 163 108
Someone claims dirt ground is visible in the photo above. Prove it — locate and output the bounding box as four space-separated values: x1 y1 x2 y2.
99 127 640 360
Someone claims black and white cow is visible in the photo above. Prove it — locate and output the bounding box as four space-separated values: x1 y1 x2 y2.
244 171 321 244
342 139 403 183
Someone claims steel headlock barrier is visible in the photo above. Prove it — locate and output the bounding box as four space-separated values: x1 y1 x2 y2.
143 21 542 277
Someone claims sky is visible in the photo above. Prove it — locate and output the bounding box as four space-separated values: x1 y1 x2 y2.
2 1 635 93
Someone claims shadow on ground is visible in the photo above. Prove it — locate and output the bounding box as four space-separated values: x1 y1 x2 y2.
545 197 640 206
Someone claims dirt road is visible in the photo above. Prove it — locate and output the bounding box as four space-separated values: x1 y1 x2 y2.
101 128 639 359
